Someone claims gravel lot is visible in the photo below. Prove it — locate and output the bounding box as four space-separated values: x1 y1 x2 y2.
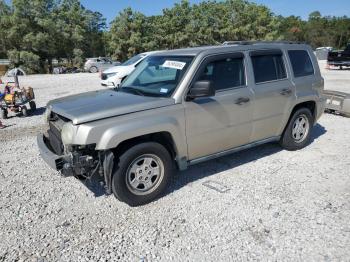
0 64 349 261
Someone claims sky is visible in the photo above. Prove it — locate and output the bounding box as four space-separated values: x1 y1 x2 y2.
79 0 350 24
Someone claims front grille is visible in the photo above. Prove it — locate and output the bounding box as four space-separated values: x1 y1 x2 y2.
47 113 70 155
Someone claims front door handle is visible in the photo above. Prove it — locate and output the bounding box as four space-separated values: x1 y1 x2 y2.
235 97 250 105
280 88 292 96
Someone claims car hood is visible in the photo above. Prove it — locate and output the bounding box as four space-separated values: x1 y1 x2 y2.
48 89 175 125
103 65 133 74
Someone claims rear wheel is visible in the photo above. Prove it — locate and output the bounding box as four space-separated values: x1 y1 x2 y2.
280 108 314 151
29 101 36 112
89 66 98 73
112 142 173 206
0 108 7 119
21 106 28 117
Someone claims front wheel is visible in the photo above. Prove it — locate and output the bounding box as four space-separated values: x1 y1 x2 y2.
112 142 173 206
280 108 314 151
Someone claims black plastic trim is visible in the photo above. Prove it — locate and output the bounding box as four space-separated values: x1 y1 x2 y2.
250 49 283 57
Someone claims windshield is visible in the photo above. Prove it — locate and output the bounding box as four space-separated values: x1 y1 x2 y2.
120 56 193 97
121 54 145 66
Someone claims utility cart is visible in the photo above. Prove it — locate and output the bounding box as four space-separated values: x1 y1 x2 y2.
0 71 36 119
324 90 350 117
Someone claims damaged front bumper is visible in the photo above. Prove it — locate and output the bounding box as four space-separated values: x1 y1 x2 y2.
37 134 115 193
37 134 65 171
37 134 95 176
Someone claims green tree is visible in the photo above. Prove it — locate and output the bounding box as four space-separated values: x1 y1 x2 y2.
277 15 306 42
158 0 193 49
2 0 350 73
0 0 12 58
305 11 332 48
1 0 106 72
108 7 150 61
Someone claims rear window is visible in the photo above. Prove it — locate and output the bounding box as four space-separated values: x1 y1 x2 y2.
251 53 287 83
288 50 314 77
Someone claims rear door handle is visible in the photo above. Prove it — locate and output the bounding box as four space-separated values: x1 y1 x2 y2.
280 88 292 96
235 97 250 105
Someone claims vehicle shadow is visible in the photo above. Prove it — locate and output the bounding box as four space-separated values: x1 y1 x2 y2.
80 123 327 198
30 107 46 116
166 123 327 196
1 106 46 118
80 175 107 197
310 123 327 143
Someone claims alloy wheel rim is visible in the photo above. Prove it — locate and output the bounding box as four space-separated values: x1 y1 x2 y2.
292 114 310 143
126 154 164 195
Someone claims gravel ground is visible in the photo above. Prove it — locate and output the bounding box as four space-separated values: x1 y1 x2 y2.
0 66 350 261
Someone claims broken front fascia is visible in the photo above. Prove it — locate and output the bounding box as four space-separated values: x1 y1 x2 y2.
38 134 115 194
61 148 115 195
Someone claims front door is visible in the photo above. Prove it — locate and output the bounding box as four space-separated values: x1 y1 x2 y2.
184 53 254 160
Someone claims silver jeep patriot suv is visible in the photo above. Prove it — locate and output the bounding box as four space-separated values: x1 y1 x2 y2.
37 42 325 206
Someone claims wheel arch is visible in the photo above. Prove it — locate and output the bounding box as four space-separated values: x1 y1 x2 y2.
281 100 317 136
111 131 180 169
290 100 316 121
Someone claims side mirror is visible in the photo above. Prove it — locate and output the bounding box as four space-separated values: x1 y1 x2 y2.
187 80 215 100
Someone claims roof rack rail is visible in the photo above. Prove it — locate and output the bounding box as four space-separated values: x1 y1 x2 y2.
222 41 306 45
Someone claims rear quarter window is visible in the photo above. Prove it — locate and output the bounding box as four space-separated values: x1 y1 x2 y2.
288 50 314 77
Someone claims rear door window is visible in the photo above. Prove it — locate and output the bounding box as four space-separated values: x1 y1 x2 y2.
251 51 287 83
288 50 314 77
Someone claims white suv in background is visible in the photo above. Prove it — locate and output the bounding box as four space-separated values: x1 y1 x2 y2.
100 51 158 88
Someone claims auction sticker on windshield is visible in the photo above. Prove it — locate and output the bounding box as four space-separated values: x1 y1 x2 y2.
162 60 186 70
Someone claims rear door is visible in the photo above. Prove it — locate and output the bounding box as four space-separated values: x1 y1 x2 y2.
248 49 295 142
184 53 254 160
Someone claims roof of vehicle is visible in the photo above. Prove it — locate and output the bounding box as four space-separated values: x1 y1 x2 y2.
154 41 311 57
140 51 160 56
87 57 110 60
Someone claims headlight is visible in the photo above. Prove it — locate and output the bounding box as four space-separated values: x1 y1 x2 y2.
107 73 117 78
61 122 76 145
44 106 51 123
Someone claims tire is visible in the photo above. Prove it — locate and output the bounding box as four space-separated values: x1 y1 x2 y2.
0 108 7 119
21 106 28 117
280 108 314 151
112 142 174 206
29 101 36 112
89 66 98 73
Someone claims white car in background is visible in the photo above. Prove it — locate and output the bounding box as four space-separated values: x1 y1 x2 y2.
100 51 158 88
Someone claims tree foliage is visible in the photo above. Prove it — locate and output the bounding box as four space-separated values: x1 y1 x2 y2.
108 0 350 60
107 0 281 59
277 11 350 49
0 0 106 72
1 0 350 73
